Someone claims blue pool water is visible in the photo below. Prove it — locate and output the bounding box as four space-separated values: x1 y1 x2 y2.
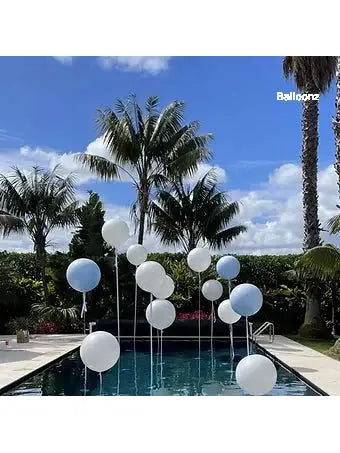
3 341 319 396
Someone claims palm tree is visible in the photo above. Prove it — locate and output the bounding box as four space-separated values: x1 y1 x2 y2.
283 56 337 336
0 165 79 298
151 170 246 253
75 95 213 244
333 56 340 196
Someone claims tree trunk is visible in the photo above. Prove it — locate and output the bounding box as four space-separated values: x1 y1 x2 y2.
137 190 148 245
298 88 325 338
36 240 47 301
333 56 340 198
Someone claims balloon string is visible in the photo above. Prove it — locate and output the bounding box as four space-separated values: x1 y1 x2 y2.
99 372 103 396
134 347 138 396
134 266 138 344
83 366 87 396
229 324 235 361
115 250 120 341
150 293 153 394
246 316 250 356
160 330 163 385
210 301 214 351
228 280 231 298
81 292 87 335
198 272 201 351
117 360 120 395
157 329 160 355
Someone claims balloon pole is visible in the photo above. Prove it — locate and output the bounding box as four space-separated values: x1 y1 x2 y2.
115 249 120 341
83 366 87 396
227 279 235 361
157 329 160 355
117 360 120 395
210 301 214 350
246 316 250 355
81 292 87 335
150 293 153 394
133 265 138 343
134 347 138 396
99 372 103 396
160 330 163 385
229 324 235 361
198 272 201 349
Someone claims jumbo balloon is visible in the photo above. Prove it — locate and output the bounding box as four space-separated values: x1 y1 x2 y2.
218 299 241 324
216 255 240 280
152 275 175 299
80 331 120 373
127 244 148 266
66 258 101 293
136 261 166 294
236 354 277 395
202 279 223 301
230 283 263 317
146 299 176 330
102 218 129 248
187 248 211 273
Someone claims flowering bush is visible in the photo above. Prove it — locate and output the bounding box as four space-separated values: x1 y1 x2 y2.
177 310 210 320
36 322 62 334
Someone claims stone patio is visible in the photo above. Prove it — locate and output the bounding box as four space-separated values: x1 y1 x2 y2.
0 334 84 393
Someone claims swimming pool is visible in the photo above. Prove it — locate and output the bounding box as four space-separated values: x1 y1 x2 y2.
3 340 319 396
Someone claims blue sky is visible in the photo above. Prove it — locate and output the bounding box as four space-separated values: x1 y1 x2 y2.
0 56 338 254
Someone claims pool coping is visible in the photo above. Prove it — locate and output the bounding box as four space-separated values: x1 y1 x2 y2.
0 335 84 395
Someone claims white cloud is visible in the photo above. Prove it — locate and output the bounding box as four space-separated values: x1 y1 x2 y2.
185 163 227 185
98 56 171 74
53 56 73 65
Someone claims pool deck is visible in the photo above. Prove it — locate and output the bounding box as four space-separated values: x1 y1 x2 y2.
257 335 340 396
0 334 84 393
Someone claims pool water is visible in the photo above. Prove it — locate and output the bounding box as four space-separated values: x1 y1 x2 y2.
3 341 319 396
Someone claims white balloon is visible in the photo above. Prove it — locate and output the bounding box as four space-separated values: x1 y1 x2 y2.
127 244 148 266
146 299 176 330
230 283 263 317
236 354 277 395
218 299 241 324
80 331 120 373
202 279 223 301
102 218 129 248
187 247 211 273
152 275 175 299
216 255 240 280
136 261 166 294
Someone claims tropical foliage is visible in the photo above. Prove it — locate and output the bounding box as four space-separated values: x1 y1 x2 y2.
75 95 213 244
151 170 246 252
0 165 79 298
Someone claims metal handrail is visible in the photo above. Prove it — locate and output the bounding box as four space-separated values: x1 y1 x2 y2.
252 321 275 343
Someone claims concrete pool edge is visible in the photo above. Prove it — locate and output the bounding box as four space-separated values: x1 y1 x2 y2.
256 335 340 396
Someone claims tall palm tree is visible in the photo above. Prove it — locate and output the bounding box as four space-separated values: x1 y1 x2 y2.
0 165 79 298
283 56 337 336
333 56 340 196
151 170 246 253
75 95 213 244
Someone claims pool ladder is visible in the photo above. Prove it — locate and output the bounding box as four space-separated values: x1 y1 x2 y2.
250 321 275 343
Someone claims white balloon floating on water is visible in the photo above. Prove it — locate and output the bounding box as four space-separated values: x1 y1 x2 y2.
80 331 120 373
187 247 211 273
216 255 240 280
236 354 277 395
146 299 176 330
127 244 148 266
152 275 175 299
218 299 241 324
136 261 166 294
102 218 130 248
202 279 223 301
230 283 263 317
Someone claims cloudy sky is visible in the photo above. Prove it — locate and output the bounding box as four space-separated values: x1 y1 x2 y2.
0 56 338 255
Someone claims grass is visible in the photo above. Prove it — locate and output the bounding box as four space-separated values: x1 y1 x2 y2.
288 335 337 357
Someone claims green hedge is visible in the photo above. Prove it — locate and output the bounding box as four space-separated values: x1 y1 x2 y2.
0 251 336 335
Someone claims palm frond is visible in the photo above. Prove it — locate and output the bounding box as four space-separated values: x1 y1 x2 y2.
74 153 120 180
297 244 340 279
